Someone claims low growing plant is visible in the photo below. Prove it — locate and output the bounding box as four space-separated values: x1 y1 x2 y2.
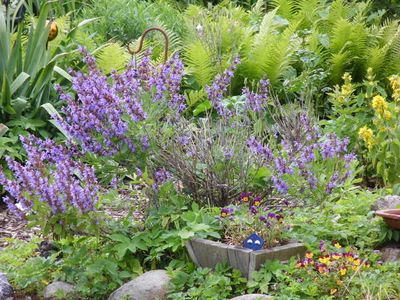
168 263 247 300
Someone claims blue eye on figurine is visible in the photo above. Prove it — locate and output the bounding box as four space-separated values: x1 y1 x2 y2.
243 233 264 250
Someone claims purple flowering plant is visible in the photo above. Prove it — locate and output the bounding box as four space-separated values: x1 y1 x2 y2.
154 57 272 206
52 47 185 183
0 135 100 239
248 112 358 202
217 193 288 249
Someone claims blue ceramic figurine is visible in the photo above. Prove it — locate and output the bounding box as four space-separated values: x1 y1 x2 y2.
243 233 264 250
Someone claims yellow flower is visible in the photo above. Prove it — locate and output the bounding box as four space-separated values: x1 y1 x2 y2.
330 288 338 295
389 75 400 101
333 241 341 249
332 253 341 260
339 267 347 276
352 265 359 271
318 255 330 264
358 126 374 149
342 72 352 82
372 95 388 115
306 251 314 259
340 73 353 97
383 110 392 121
353 258 361 266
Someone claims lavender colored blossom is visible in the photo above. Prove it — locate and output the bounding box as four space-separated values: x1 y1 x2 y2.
55 47 186 157
223 148 234 160
141 136 150 151
206 56 240 117
152 168 172 190
271 176 289 194
325 172 339 194
243 79 269 112
177 135 190 146
247 136 273 161
274 157 293 175
0 135 99 218
249 112 356 196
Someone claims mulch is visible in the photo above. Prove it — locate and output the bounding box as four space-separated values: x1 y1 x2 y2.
0 203 41 250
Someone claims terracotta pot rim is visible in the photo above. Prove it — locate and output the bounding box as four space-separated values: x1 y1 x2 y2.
375 209 400 220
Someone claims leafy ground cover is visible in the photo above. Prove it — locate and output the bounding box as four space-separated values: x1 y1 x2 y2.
1 0 400 299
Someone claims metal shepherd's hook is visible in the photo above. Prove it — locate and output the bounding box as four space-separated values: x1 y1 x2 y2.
127 27 169 63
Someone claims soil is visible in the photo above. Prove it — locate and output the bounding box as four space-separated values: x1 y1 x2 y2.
0 203 41 250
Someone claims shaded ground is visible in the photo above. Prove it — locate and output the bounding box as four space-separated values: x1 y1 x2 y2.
0 203 41 250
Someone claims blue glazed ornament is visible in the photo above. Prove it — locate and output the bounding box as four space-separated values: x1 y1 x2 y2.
243 233 264 250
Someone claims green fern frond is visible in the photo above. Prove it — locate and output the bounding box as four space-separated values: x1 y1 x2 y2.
246 20 300 84
96 43 130 74
254 8 279 46
185 89 207 108
295 0 320 27
330 52 350 83
327 0 349 25
329 18 354 53
270 0 296 20
365 46 387 76
184 40 214 87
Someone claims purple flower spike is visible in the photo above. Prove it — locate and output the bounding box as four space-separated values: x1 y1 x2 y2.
0 135 99 219
206 56 240 117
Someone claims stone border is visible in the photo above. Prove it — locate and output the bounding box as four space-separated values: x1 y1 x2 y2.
186 238 306 279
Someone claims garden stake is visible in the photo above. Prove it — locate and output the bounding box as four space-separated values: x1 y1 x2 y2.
127 27 169 63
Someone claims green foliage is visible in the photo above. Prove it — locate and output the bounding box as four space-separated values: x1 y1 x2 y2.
0 2 97 165
168 263 247 299
82 0 185 46
0 238 53 294
287 188 384 249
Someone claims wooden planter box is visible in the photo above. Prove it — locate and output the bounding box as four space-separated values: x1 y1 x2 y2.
186 238 306 279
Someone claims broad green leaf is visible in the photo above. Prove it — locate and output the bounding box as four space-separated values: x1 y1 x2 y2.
1 72 14 114
10 97 28 115
191 223 210 232
110 233 131 244
178 230 195 240
11 72 30 94
54 66 72 82
193 101 212 116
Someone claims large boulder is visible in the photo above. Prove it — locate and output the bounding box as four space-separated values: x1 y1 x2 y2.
230 294 273 300
0 273 14 300
372 195 400 211
380 244 400 262
44 281 76 299
108 270 170 300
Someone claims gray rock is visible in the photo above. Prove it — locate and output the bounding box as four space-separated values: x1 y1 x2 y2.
0 272 14 300
380 245 400 262
108 270 170 300
230 294 273 300
372 195 400 211
44 281 76 299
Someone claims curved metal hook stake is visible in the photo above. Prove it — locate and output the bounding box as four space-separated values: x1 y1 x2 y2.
127 27 169 63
